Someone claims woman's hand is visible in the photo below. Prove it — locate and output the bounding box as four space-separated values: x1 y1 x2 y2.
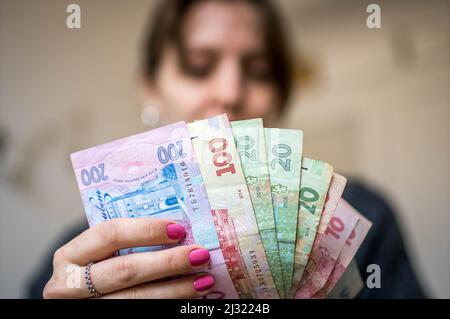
43 218 215 298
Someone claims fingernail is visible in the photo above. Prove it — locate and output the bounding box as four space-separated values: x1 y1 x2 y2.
193 274 215 291
189 248 210 266
167 223 185 240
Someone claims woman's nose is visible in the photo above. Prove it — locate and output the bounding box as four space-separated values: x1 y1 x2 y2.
211 59 243 112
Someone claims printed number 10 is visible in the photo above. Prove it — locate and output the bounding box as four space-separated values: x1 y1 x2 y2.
325 216 345 240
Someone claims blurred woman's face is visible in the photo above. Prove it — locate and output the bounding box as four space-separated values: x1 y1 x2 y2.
144 1 280 124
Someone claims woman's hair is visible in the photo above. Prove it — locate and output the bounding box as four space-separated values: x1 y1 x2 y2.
141 0 293 110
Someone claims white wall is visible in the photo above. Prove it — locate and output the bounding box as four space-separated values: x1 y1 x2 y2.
0 0 448 298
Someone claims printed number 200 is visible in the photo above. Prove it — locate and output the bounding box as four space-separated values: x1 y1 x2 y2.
157 141 186 164
80 163 108 186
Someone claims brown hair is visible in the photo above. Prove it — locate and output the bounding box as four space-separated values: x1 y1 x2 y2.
141 0 293 111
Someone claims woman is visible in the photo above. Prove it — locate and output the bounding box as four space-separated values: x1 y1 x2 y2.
35 0 425 298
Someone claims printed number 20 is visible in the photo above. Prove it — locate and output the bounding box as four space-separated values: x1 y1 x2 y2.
271 144 291 171
299 187 319 215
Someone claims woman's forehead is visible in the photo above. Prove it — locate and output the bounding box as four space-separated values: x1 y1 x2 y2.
182 1 265 53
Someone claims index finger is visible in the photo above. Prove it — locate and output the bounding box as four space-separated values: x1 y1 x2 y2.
58 218 185 265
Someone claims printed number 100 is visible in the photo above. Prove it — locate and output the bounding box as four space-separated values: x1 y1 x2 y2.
208 138 236 176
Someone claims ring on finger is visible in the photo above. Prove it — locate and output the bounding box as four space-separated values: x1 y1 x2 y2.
84 262 102 298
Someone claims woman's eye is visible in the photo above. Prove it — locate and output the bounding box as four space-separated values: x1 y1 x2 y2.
184 63 212 78
247 68 272 81
245 60 273 81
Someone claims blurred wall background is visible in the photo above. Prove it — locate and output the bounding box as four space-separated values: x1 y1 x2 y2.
0 0 448 298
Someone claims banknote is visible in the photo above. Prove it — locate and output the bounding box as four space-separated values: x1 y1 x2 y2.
70 122 239 298
294 197 360 298
231 119 285 298
291 158 333 296
313 173 348 247
327 259 364 299
265 128 303 297
188 114 278 299
312 200 372 298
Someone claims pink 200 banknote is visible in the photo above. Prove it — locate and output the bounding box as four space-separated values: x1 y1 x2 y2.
71 121 239 298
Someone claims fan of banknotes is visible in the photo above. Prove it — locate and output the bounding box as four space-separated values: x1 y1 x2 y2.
70 113 372 299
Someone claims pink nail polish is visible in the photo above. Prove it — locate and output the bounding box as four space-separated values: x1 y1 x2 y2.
189 249 210 266
193 274 215 291
167 223 185 240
